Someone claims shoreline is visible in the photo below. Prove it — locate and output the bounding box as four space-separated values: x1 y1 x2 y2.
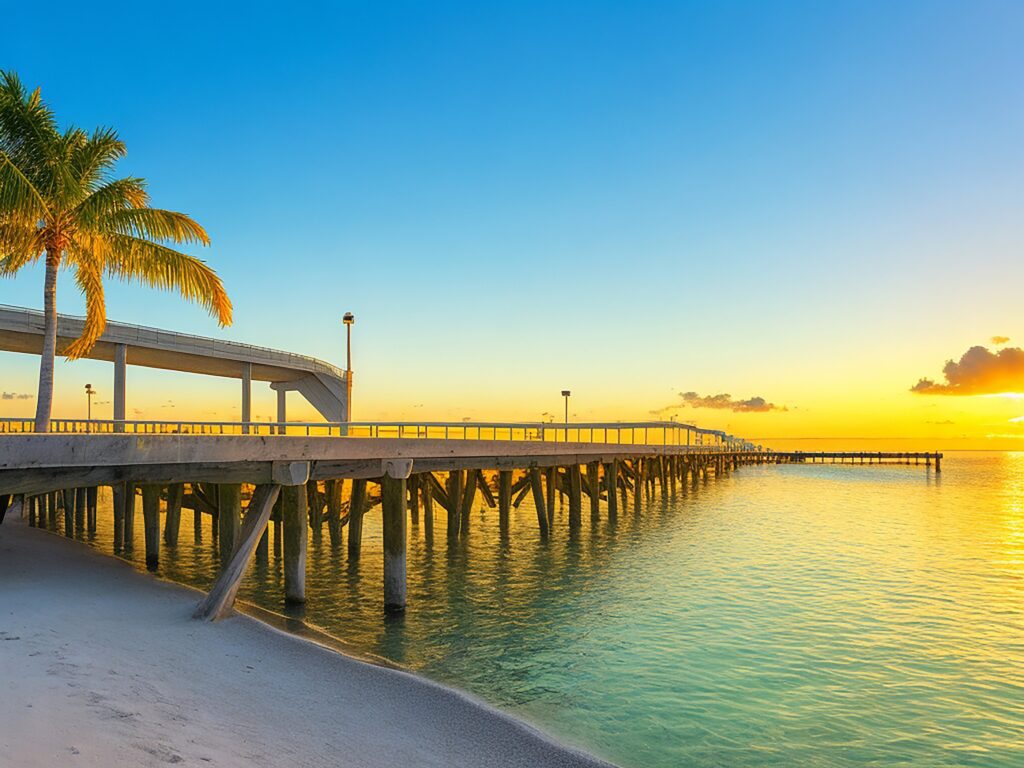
0 517 616 767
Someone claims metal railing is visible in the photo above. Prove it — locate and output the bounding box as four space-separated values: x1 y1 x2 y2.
0 417 760 452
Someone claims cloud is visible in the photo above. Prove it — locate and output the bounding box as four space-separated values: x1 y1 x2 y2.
925 419 955 425
911 345 1024 395
992 336 1010 345
650 391 786 415
2 392 34 400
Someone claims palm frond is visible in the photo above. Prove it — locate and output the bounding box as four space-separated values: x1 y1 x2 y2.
0 217 44 272
73 177 148 231
71 127 126 188
62 251 107 359
104 208 210 246
0 71 60 193
105 234 232 326
0 149 50 219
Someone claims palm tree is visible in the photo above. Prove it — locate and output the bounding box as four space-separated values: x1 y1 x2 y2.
0 71 231 431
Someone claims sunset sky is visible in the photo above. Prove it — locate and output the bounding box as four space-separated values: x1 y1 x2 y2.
2 1 1023 449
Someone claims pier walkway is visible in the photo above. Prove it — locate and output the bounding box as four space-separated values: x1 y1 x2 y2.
0 418 941 622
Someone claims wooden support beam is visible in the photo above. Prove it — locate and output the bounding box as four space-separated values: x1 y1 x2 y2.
164 483 183 545
529 468 549 537
141 485 162 570
381 474 407 613
282 483 308 603
193 484 281 620
498 470 512 533
475 472 497 508
348 479 367 559
633 460 642 514
307 479 323 531
218 484 242 564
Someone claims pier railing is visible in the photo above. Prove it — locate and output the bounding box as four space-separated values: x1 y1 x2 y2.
0 418 758 452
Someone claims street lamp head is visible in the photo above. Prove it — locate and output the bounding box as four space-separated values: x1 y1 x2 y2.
343 312 355 325
561 390 571 397
85 384 94 393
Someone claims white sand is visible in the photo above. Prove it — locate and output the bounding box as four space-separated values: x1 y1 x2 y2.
0 518 614 767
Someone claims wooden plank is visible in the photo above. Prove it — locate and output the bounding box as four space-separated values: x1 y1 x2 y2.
193 485 281 621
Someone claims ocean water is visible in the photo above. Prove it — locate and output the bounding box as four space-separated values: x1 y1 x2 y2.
36 452 1024 767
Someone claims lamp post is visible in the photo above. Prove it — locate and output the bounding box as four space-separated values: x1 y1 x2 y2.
343 312 355 422
561 390 571 441
84 383 95 433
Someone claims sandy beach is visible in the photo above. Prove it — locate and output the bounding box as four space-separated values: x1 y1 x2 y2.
0 517 613 768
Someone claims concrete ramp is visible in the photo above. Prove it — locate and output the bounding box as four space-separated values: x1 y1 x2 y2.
0 304 347 423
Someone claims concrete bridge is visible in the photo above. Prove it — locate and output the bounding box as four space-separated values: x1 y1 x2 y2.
0 304 347 425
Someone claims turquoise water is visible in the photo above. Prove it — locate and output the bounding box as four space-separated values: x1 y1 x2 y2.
40 453 1024 766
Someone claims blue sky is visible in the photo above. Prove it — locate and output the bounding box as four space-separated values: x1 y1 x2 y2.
2 1 1023 441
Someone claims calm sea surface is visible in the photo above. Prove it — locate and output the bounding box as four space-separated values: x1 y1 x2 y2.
39 452 1024 767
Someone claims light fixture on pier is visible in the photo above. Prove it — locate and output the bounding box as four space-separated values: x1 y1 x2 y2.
561 390 571 425
84 383 96 432
343 312 355 422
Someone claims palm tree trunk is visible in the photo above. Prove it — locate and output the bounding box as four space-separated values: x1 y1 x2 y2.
33 249 59 432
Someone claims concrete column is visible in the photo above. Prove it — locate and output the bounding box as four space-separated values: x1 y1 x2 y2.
348 479 367 559
86 486 97 533
381 474 407 613
276 388 287 435
218 484 242 564
282 484 307 603
113 343 127 432
241 362 252 434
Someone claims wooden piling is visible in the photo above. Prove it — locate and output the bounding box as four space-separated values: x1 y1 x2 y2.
218 484 242 564
86 486 97 533
605 461 618 520
123 485 135 548
381 474 407 613
141 485 162 570
568 465 583 530
498 470 512 533
164 483 183 546
348 479 367 559
63 488 74 536
459 469 478 537
529 468 549 537
586 462 600 522
407 474 420 526
282 483 308 603
111 483 125 551
326 479 343 547
446 470 462 543
633 460 642 514
74 487 86 534
545 466 556 525
422 475 434 533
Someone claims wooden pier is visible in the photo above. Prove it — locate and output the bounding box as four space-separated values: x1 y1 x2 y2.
0 421 942 621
